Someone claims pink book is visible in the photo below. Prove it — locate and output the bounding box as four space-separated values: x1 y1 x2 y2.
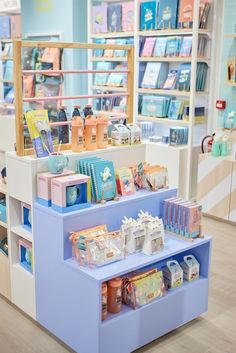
92 5 108 34
10 15 21 38
141 38 156 57
122 2 134 32
185 203 202 238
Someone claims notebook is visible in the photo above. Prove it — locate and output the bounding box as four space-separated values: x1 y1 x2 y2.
176 63 191 91
140 1 157 31
91 159 117 201
157 0 179 30
141 37 156 57
165 36 182 57
92 5 108 34
178 0 194 28
108 4 122 32
122 1 135 32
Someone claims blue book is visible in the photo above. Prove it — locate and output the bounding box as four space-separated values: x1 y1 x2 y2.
3 60 13 81
140 1 158 31
176 63 191 91
157 0 179 29
153 37 167 57
91 160 117 202
94 62 112 86
93 39 106 57
0 16 10 38
108 4 122 32
165 36 182 57
168 100 182 119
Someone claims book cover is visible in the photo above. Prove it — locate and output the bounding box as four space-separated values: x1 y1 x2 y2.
140 1 157 31
93 39 106 57
0 16 10 38
168 100 182 119
114 39 127 57
153 37 167 57
178 0 194 28
10 14 21 38
108 4 122 32
176 63 191 91
3 60 13 81
157 0 179 30
141 37 156 57
179 36 192 57
92 5 108 34
122 1 135 32
104 39 115 58
163 69 178 90
185 204 202 238
116 167 136 195
94 62 112 86
141 62 161 89
91 160 117 201
165 36 181 57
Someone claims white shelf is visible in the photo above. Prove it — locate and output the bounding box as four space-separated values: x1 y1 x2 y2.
138 28 211 37
91 85 127 92
11 225 32 242
137 88 207 97
91 31 134 39
0 220 7 229
138 57 210 64
95 110 127 118
91 57 127 62
138 115 205 126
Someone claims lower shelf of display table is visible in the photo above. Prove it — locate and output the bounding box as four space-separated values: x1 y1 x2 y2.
102 276 207 325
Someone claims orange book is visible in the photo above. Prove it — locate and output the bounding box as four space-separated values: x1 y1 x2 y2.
178 0 194 28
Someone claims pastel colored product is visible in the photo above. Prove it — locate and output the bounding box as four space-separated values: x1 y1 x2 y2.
19 238 33 274
48 153 69 174
180 255 200 281
163 260 183 289
21 202 32 231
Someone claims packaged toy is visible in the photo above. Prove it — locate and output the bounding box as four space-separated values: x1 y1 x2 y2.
19 238 33 273
180 255 200 281
21 202 32 231
163 260 183 289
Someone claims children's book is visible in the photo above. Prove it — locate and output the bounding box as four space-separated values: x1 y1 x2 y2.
94 62 112 86
104 39 115 58
178 0 194 28
140 1 157 31
179 36 192 57
176 63 191 91
0 16 10 38
122 1 135 32
91 159 117 201
92 5 108 34
93 39 106 57
163 69 178 90
3 60 13 81
157 0 179 30
165 36 182 57
142 62 169 89
153 37 167 57
10 14 21 38
141 37 156 57
108 4 122 32
116 167 136 196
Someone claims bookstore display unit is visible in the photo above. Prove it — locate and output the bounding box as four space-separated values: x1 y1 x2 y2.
87 0 217 199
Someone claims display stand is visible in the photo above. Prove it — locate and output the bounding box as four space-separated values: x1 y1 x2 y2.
34 188 211 353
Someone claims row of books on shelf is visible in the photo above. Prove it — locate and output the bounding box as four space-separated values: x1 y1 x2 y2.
1 42 13 58
0 14 21 38
139 95 205 122
94 62 127 87
2 59 13 81
146 126 189 145
140 62 208 91
93 38 134 58
92 1 134 34
140 0 211 31
140 35 207 58
95 92 127 114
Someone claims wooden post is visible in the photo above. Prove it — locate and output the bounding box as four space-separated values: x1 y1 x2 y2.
126 46 134 124
13 40 24 156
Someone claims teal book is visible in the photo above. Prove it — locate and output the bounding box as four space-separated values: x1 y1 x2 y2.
93 39 106 57
179 36 192 57
165 36 182 57
176 63 191 91
94 62 112 86
157 0 179 30
140 1 158 31
3 60 13 81
91 160 117 202
168 100 183 119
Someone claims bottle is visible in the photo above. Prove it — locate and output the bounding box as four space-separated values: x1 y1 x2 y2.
71 106 84 153
83 104 94 118
107 277 122 314
58 105 69 144
84 115 97 151
102 283 108 321
96 115 108 149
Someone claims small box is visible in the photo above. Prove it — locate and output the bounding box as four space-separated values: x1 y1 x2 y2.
21 202 32 231
37 169 75 206
51 174 91 213
163 260 183 289
180 255 200 282
19 238 33 274
111 124 130 146
127 124 141 145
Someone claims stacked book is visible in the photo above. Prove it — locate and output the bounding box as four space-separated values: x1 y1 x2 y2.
94 62 127 87
169 127 188 145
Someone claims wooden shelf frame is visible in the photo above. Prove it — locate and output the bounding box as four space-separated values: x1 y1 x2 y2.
13 40 135 157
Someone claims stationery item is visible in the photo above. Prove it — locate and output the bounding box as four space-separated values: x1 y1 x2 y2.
84 115 97 151
107 278 122 313
141 95 171 117
176 63 191 91
91 159 117 202
48 153 69 174
25 110 54 158
122 269 165 309
141 37 156 57
111 124 130 146
104 39 115 58
121 217 146 253
141 213 165 255
10 14 21 38
94 62 112 86
163 260 183 289
96 115 108 149
199 0 211 29
141 62 169 89
3 60 13 81
184 203 202 238
178 0 194 28
179 36 192 57
106 63 126 87
93 39 105 57
180 255 200 281
116 167 136 196
122 1 135 32
0 16 10 38
108 4 122 32
165 36 182 57
92 5 108 34
19 238 33 274
157 0 179 29
140 1 157 31
169 127 188 145
102 283 108 321
168 99 185 119
153 37 167 57
23 75 35 98
163 70 178 90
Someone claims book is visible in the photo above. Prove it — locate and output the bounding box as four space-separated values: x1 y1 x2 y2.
114 38 127 57
168 100 183 119
141 62 169 89
0 16 10 38
157 0 179 30
140 1 157 31
163 69 178 89
122 1 135 32
93 39 105 57
10 14 21 38
108 4 122 32
141 37 156 57
165 36 182 57
91 159 117 202
179 36 192 57
94 62 112 86
92 5 108 34
153 37 167 57
116 167 136 196
104 39 115 58
178 0 194 28
199 0 211 29
169 127 188 145
107 63 125 87
3 60 13 81
142 95 171 117
176 63 191 91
